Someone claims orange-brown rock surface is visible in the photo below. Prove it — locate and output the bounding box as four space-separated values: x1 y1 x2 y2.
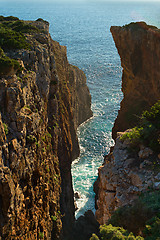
111 22 160 139
0 17 92 239
95 22 160 226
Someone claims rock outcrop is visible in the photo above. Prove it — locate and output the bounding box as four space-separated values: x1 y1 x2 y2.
95 133 160 224
111 22 160 139
95 22 160 225
0 17 92 239
69 65 93 130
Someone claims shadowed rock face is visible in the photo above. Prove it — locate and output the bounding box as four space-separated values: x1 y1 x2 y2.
111 22 160 139
67 210 100 240
69 65 93 130
0 18 92 239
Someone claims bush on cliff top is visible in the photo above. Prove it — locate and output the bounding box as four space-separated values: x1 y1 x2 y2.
0 16 37 76
0 16 40 51
0 24 30 50
120 101 160 152
0 16 19 22
2 20 39 33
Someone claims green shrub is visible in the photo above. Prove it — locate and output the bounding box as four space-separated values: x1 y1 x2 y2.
91 191 160 240
27 135 37 144
90 225 144 240
142 101 160 127
0 16 40 51
140 191 160 214
3 123 8 135
3 20 39 33
0 47 4 56
90 233 100 240
0 16 19 22
51 215 57 222
108 190 160 236
0 24 30 50
120 127 143 146
144 217 160 239
120 101 160 152
0 54 20 76
39 232 44 239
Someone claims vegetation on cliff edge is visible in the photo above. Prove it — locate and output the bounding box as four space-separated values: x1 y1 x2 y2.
120 101 160 152
0 16 41 75
0 18 32 50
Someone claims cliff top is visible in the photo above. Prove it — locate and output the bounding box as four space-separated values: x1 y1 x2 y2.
0 17 50 77
0 16 49 50
111 21 160 34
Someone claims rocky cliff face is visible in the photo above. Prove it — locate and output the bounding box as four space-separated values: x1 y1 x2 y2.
95 22 160 225
111 22 160 139
0 17 92 239
95 133 160 224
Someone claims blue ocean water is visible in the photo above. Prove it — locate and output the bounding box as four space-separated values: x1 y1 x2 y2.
1 1 160 218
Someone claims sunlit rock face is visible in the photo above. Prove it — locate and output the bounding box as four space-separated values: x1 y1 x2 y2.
111 22 160 139
0 17 92 239
94 22 160 225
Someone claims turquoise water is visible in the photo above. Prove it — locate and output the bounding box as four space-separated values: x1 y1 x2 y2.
1 1 160 218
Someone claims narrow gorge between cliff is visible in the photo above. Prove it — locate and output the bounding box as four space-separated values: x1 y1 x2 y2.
71 42 123 219
1 2 160 239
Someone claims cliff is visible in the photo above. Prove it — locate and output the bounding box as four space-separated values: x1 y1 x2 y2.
95 133 160 225
0 17 92 239
95 22 160 227
111 22 160 139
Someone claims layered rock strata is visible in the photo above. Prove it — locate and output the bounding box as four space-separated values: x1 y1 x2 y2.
111 22 160 139
0 18 92 239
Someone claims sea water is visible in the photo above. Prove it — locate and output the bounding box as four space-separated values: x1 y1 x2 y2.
1 1 160 218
